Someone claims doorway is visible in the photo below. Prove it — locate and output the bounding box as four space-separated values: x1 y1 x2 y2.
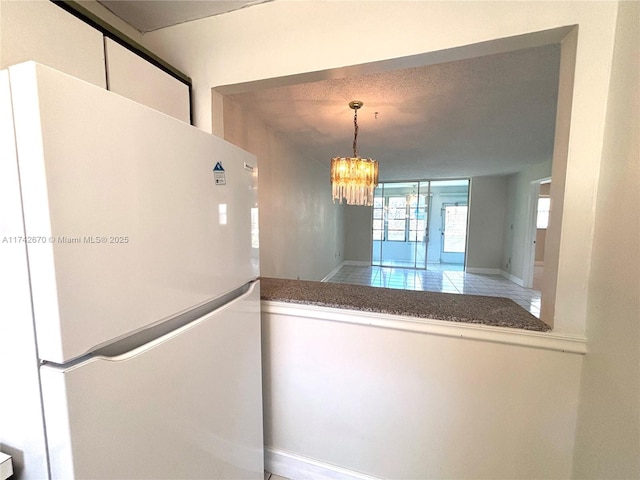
440 203 468 264
372 179 469 269
525 179 551 290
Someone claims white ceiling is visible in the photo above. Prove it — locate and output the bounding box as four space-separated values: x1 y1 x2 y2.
226 45 561 181
98 0 272 32
97 1 561 181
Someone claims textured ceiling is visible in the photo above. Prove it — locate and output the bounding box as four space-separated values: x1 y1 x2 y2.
226 44 561 181
97 0 271 32
95 0 561 181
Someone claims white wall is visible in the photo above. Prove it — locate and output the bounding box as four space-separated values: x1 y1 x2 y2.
0 0 105 87
466 175 507 271
572 2 640 476
502 160 552 282
222 97 344 281
141 0 619 336
262 308 583 479
344 206 372 264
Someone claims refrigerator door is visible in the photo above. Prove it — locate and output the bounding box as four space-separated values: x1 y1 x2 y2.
40 282 263 480
8 62 259 364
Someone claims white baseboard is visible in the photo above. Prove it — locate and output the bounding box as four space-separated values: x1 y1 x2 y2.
265 448 380 480
321 263 345 282
342 260 370 267
321 261 370 282
464 268 526 287
465 267 502 275
501 270 525 287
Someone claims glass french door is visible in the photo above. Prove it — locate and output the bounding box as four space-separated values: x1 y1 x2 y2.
372 181 430 269
372 179 469 269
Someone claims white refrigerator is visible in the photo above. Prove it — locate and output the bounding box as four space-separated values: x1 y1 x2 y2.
0 62 263 479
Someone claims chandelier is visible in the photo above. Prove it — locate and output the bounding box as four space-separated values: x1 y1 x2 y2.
330 101 379 206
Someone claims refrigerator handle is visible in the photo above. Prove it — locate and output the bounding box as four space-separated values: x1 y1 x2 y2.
65 281 259 365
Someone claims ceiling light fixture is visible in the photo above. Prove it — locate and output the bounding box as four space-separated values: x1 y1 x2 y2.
330 101 379 206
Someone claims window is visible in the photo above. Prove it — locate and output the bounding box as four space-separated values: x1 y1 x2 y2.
537 197 551 229
408 195 428 242
372 196 384 241
387 196 407 241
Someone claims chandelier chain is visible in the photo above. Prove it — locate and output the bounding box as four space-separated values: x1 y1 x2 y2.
352 107 359 158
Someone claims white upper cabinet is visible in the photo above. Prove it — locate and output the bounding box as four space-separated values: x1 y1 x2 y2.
104 38 190 123
0 0 106 88
0 2 191 123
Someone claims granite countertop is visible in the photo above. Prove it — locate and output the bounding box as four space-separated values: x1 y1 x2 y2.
260 277 551 332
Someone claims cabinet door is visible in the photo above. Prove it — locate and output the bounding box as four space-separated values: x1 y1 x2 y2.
0 0 105 87
105 38 190 123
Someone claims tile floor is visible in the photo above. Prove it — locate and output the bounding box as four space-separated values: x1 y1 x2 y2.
325 264 542 317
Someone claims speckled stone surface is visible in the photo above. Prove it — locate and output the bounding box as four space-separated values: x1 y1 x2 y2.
260 277 551 332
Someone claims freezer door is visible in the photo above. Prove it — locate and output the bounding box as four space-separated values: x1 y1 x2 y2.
8 62 259 364
40 282 263 480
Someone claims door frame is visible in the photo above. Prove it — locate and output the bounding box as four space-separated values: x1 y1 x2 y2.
439 202 468 264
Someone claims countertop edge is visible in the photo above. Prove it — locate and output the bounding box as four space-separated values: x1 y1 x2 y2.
261 300 587 355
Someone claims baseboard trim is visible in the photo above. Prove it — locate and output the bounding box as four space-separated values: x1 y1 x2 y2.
321 261 370 282
321 263 345 282
465 267 502 275
342 260 370 267
265 447 380 480
450 267 528 287
501 270 525 287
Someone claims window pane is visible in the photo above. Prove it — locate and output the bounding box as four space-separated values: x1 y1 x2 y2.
388 219 405 231
388 230 405 241
372 219 383 230
372 229 383 241
409 219 426 231
388 197 406 209
537 197 551 229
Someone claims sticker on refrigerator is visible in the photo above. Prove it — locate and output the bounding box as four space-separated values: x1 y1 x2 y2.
213 162 226 185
